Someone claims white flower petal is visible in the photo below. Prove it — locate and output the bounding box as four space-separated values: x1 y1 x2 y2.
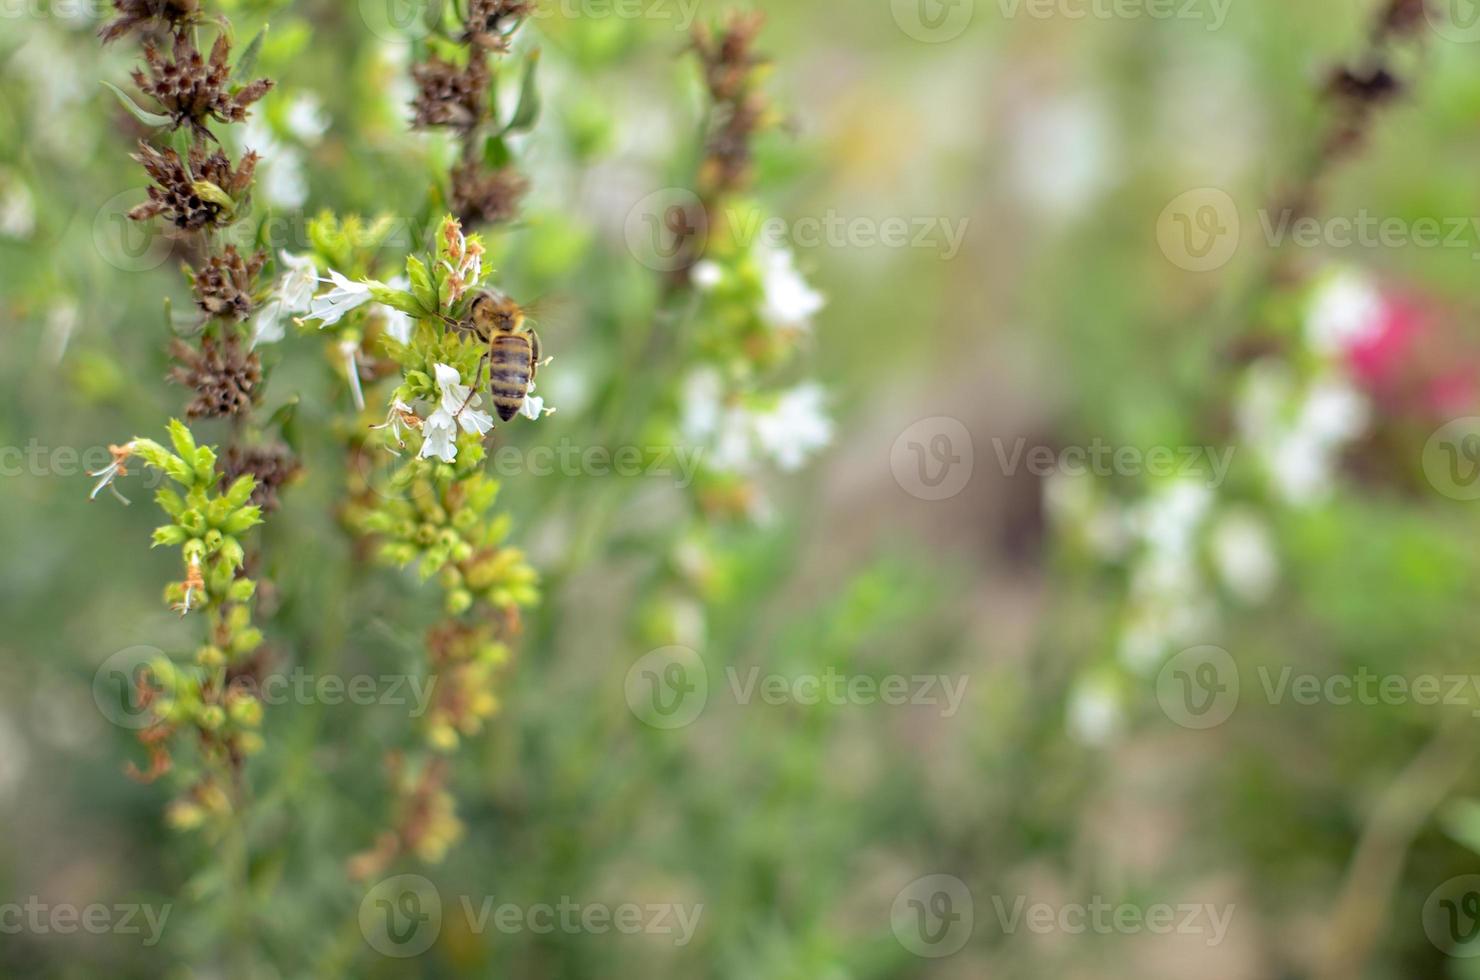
419 410 459 463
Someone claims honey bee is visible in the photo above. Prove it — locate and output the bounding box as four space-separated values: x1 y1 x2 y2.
453 289 547 422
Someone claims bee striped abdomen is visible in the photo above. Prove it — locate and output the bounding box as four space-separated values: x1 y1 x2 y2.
489 333 533 421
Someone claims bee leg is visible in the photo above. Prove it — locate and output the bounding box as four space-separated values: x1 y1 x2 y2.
454 352 489 420
528 331 543 381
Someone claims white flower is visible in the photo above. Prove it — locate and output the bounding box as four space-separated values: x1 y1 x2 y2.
1210 509 1278 604
756 242 824 332
680 369 726 444
519 384 554 420
0 180 34 239
252 252 319 347
1067 676 1122 746
371 398 421 453
241 118 307 208
691 260 724 290
681 371 830 474
419 411 459 463
278 251 319 309
308 269 375 326
376 276 415 345
1306 270 1383 357
1298 377 1369 447
751 383 832 472
1010 92 1115 220
285 93 330 143
419 363 495 462
341 340 366 411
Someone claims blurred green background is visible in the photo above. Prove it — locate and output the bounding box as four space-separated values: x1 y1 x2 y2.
8 0 1480 977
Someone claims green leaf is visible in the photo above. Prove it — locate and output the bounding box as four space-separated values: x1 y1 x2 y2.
483 134 512 170
500 49 542 135
102 81 175 129
234 25 268 81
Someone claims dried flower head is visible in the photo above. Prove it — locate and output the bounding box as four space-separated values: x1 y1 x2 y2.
170 331 262 419
461 0 537 50
192 245 266 321
99 0 198 44
133 34 272 139
449 161 528 227
220 443 301 512
1379 0 1426 38
131 141 258 231
693 12 766 105
411 56 489 130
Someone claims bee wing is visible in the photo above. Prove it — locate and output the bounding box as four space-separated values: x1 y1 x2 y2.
518 294 579 335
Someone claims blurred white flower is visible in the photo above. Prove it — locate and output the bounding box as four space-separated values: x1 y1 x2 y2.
0 180 35 239
681 369 726 444
340 339 365 411
1210 509 1279 604
308 269 375 326
1067 677 1122 746
1306 270 1383 357
1044 472 1132 560
691 260 724 290
242 118 308 208
253 251 318 346
377 276 414 345
682 371 830 474
1134 480 1212 559
756 242 825 332
1298 377 1369 446
1009 92 1115 220
1237 359 1369 507
285 93 330 143
43 301 78 365
751 383 832 472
